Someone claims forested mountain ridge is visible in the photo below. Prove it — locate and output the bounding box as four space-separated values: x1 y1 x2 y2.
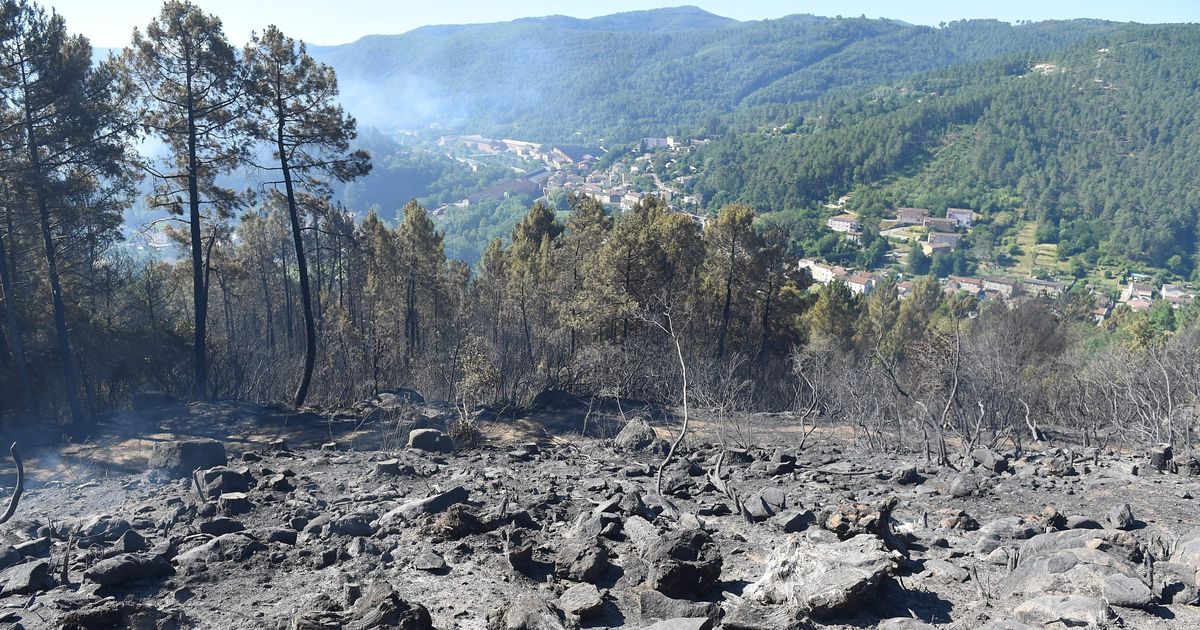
687 24 1200 275
309 9 1131 141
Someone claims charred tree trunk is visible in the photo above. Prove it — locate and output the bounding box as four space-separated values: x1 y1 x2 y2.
276 119 318 408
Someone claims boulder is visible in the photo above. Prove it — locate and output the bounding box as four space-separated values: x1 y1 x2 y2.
218 492 252 515
193 466 251 499
407 428 454 453
1153 561 1200 604
613 417 666 454
199 517 245 536
634 590 719 624
637 620 713 630
878 620 937 630
0 559 54 596
743 534 895 619
643 529 722 600
148 439 227 478
1007 546 1145 598
488 593 577 630
1107 503 1136 530
382 486 469 524
554 539 610 583
60 600 180 630
176 533 265 565
1102 573 1155 608
971 447 1009 474
1013 594 1113 627
558 583 604 618
346 582 433 630
743 488 787 522
1147 443 1173 471
84 553 173 586
1019 528 1142 565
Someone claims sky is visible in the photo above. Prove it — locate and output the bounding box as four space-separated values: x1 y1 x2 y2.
44 0 1200 49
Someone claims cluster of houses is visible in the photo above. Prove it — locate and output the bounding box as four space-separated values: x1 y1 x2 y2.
442 135 606 171
829 206 975 253
1118 281 1195 312
799 258 1068 303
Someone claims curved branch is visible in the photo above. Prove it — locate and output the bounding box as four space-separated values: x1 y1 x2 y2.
0 443 24 525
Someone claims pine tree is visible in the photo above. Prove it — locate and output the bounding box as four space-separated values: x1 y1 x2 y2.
702 203 760 360
126 0 247 401
244 25 370 407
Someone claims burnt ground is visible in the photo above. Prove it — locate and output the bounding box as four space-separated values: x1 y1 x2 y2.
0 396 1197 629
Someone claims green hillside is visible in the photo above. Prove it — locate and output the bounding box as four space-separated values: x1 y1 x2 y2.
687 24 1200 276
310 8 1129 141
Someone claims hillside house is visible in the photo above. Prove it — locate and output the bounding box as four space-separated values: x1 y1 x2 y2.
923 217 959 233
798 258 839 284
1120 282 1154 303
1021 278 1066 298
895 207 929 225
945 275 982 295
897 280 914 300
982 276 1018 298
839 271 875 295
827 213 861 234
946 208 974 228
928 232 963 250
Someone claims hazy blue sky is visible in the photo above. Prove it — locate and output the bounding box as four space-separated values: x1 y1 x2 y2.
45 0 1200 48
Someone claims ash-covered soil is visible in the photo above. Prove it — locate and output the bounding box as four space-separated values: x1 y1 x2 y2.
0 397 1198 629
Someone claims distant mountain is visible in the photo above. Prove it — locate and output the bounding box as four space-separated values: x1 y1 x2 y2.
310 9 1131 142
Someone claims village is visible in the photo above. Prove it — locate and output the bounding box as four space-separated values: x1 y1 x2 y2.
434 133 709 225
807 203 1196 323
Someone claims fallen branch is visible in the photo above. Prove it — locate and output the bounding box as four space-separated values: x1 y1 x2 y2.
0 442 23 524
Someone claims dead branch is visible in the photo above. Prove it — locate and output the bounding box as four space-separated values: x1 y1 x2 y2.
0 442 23 524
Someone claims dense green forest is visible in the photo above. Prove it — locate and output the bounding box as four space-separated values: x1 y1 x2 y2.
687 24 1200 278
310 8 1129 141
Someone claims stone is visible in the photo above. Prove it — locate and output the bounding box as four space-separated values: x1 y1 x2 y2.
975 517 1038 556
114 530 148 554
345 582 433 630
1065 515 1103 529
558 583 604 618
891 465 921 485
60 600 180 630
1007 546 1145 598
613 417 666 454
193 466 251 499
778 509 816 533
1107 503 1136 530
83 553 173 586
1102 572 1155 608
330 512 377 537
382 486 469 524
744 488 787 522
0 560 53 596
1018 528 1142 565
1153 561 1199 604
176 533 265 565
148 439 227 478
934 473 976 498
637 619 713 630
407 428 454 453
1147 443 1173 471
218 492 252 515
744 534 895 618
488 593 576 630
199 517 245 536
643 529 722 600
1013 594 1113 627
554 539 609 583
634 590 719 624
923 558 969 582
971 447 1009 474
413 552 447 573
13 537 51 559
877 620 937 630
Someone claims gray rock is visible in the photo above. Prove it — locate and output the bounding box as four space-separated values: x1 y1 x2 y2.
83 553 173 586
971 447 1009 473
0 560 53 596
613 417 666 454
1007 546 1144 598
199 517 245 536
744 534 895 618
1102 572 1155 608
634 590 719 624
217 492 252 515
923 558 969 582
193 466 251 499
558 583 604 618
554 539 609 583
877 619 937 630
744 488 787 522
149 439 227 478
1013 594 1113 627
1018 528 1142 565
413 552 447 573
330 512 378 537
176 533 265 565
1153 561 1199 604
643 529 722 600
489 593 576 630
345 582 433 630
1107 503 1136 530
934 473 976 498
382 486 469 524
406 428 454 453
637 619 713 630
777 509 816 533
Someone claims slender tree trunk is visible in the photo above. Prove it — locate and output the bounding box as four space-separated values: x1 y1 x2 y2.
22 92 86 425
276 121 318 407
0 223 32 411
185 79 209 401
716 237 736 360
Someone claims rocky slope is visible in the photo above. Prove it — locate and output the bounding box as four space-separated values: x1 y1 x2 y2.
0 399 1197 629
